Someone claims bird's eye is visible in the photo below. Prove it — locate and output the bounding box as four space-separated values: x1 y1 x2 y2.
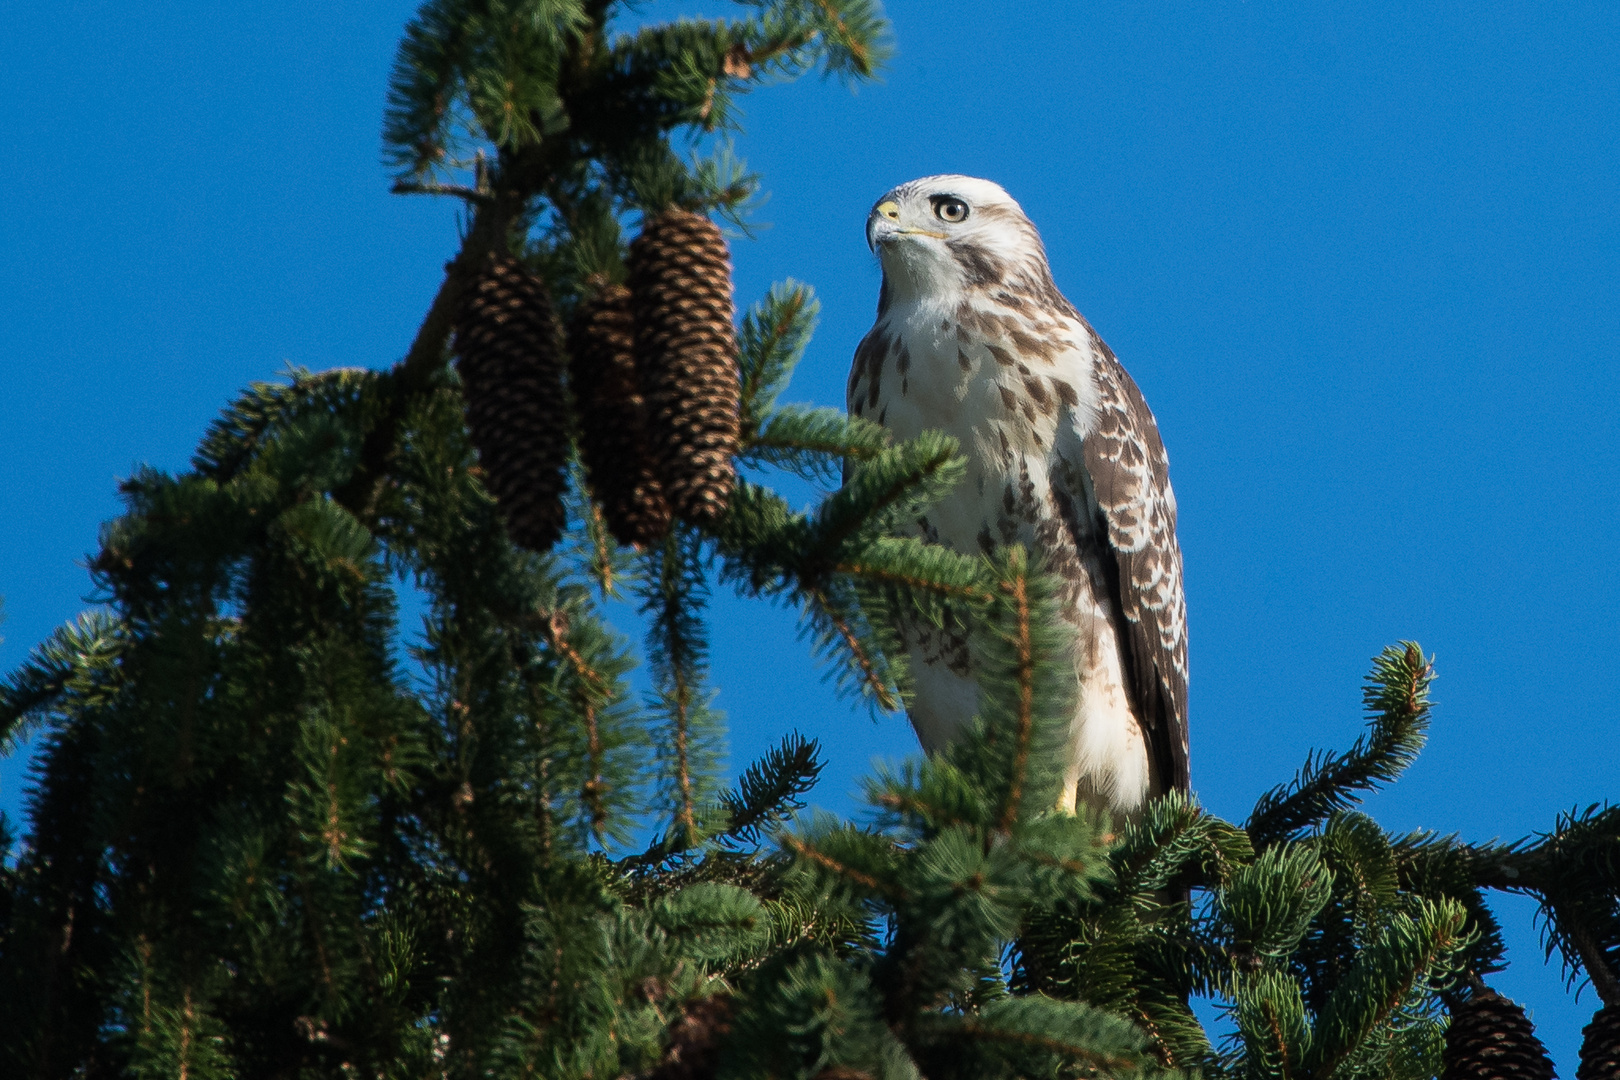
932 197 969 224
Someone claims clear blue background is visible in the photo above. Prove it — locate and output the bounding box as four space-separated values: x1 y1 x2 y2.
2 1 1616 1070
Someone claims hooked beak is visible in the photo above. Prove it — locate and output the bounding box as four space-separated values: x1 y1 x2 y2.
867 198 947 251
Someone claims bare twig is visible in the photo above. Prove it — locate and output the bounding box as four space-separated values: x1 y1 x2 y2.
332 183 526 517
390 181 492 203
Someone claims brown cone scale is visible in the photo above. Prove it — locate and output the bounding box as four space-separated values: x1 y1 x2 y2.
644 994 734 1080
628 208 740 526
1442 990 1557 1080
568 283 672 547
455 256 569 552
1580 1004 1620 1080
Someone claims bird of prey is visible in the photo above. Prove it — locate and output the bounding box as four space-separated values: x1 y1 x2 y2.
846 175 1188 814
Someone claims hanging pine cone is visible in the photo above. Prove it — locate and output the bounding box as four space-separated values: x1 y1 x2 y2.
1442 989 1557 1080
568 282 672 547
628 208 740 526
1580 1004 1620 1080
455 255 569 551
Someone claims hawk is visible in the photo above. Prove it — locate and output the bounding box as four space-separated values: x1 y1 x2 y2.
846 175 1188 814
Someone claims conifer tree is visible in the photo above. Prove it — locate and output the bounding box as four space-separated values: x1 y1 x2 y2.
2 3 1618 1078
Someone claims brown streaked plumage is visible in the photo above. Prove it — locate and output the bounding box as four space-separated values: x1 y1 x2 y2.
848 175 1189 814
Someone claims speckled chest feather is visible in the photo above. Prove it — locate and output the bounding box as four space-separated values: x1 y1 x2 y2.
850 292 1104 588
851 295 1191 812
846 176 1190 814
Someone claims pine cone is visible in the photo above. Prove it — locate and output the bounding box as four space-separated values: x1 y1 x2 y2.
455 256 569 551
568 282 672 547
1442 989 1557 1080
1580 1004 1620 1080
644 994 734 1080
628 208 740 525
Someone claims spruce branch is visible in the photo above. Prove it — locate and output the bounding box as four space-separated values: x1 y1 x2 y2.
626 735 824 868
1215 844 1334 967
863 756 997 839
803 585 900 710
1387 795 1620 1006
572 477 625 599
805 430 965 569
272 182 527 523
713 479 969 713
1230 969 1311 1080
711 479 804 591
1390 828 1511 983
717 733 823 847
803 0 891 78
27 3 1613 1076
1525 803 1620 1006
532 602 610 698
945 547 1075 826
380 185 525 394
742 406 889 482
1303 897 1470 1080
928 994 1155 1075
718 952 907 1079
782 823 902 900
1557 910 1620 1007
640 525 722 846
737 280 819 429
382 0 474 179
835 537 992 606
995 554 1034 833
1132 982 1215 1073
531 600 619 838
650 883 772 969
390 180 492 202
383 0 586 177
0 611 126 751
1247 643 1433 848
192 364 378 481
1110 794 1253 898
736 0 893 82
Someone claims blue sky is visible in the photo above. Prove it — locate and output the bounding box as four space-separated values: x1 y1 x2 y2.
3 0 1617 1069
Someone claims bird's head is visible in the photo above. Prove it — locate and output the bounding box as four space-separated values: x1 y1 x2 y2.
865 175 1052 305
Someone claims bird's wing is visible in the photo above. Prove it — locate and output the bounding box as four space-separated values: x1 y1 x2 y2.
844 323 889 486
1073 333 1190 794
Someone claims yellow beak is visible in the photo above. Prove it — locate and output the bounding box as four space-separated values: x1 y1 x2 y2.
869 199 947 247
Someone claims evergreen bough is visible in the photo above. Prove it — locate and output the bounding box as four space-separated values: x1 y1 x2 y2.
1 3 1617 1078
